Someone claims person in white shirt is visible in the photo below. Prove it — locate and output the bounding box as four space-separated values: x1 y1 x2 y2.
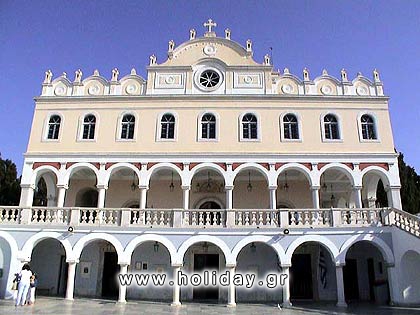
15 264 32 307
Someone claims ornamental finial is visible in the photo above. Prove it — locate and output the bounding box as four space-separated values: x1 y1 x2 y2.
203 18 217 37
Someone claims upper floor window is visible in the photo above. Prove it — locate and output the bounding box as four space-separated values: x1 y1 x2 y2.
323 114 340 140
283 114 299 140
242 113 258 140
160 114 175 139
47 115 61 140
121 114 135 140
361 114 377 140
82 114 96 140
201 113 216 139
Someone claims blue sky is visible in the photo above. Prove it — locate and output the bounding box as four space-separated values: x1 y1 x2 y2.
1 1 419 172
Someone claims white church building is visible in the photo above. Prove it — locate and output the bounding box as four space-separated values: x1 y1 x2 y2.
1 20 420 307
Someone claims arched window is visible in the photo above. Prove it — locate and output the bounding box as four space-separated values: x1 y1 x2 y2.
160 114 175 139
47 115 61 139
242 113 258 140
323 114 340 140
82 114 96 140
361 114 377 140
121 114 135 139
283 114 299 140
201 113 216 139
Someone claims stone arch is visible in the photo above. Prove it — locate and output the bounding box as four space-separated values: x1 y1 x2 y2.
30 165 60 186
20 232 74 262
123 234 177 265
145 163 183 187
337 234 394 265
0 231 18 299
105 163 141 186
276 163 313 186
318 163 356 186
285 235 339 265
194 197 224 209
64 162 99 185
362 167 392 207
73 233 124 264
231 235 287 264
175 235 233 265
361 166 391 187
188 163 228 186
232 163 270 186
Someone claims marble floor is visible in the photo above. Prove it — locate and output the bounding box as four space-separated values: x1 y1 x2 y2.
1 297 420 315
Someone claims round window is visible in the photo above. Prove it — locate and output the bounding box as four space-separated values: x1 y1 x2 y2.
199 69 221 89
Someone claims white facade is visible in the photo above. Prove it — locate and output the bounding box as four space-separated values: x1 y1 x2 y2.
1 20 420 307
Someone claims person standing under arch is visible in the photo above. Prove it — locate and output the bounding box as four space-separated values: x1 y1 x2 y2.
15 264 32 306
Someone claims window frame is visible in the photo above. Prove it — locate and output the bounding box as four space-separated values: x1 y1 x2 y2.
156 111 178 142
280 112 302 142
116 112 138 142
320 112 343 142
239 112 261 142
77 112 99 142
357 112 380 143
197 111 219 142
42 112 64 142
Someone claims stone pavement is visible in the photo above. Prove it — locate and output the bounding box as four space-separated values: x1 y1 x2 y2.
1 297 420 315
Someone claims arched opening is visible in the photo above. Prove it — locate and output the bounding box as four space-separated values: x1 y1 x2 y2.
106 168 140 208
75 240 119 300
148 167 182 208
30 238 68 297
233 168 268 209
290 242 337 303
33 170 58 207
362 171 390 208
343 241 389 304
320 168 353 208
66 167 98 207
236 242 282 302
182 242 227 302
0 237 12 299
277 169 311 208
127 241 172 301
400 250 420 304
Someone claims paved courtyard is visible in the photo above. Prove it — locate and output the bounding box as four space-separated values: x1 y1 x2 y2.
1 297 420 315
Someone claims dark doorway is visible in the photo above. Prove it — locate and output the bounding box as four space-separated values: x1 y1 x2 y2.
367 258 375 302
57 255 68 296
290 254 313 300
344 258 359 301
199 201 222 225
101 252 119 299
193 254 219 300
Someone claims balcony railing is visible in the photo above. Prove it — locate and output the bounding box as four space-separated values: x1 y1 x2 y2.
0 206 397 229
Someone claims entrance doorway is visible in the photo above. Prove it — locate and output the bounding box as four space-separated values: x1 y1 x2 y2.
199 201 222 225
193 254 219 300
290 254 313 300
101 252 119 298
344 258 359 300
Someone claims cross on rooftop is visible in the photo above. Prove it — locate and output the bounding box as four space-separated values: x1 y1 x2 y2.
204 19 217 33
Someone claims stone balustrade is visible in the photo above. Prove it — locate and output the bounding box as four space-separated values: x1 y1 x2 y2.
2 206 417 234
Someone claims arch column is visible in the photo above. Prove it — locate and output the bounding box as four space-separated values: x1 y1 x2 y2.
225 186 234 227
97 185 107 208
182 185 190 209
335 264 347 307
56 184 68 207
311 186 320 209
19 184 35 224
171 264 182 306
353 186 362 208
227 264 236 307
387 186 402 209
65 260 78 300
139 185 148 209
282 265 292 307
386 263 399 305
269 186 277 210
118 263 129 303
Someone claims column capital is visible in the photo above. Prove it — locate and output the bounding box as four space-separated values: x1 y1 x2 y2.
385 262 395 268
20 183 35 189
66 259 79 264
118 262 130 267
352 185 363 191
171 263 183 268
138 185 149 190
57 184 69 190
268 185 277 191
225 185 234 191
310 185 321 191
335 262 346 267
280 263 292 268
96 184 108 190
181 185 191 191
226 263 237 268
